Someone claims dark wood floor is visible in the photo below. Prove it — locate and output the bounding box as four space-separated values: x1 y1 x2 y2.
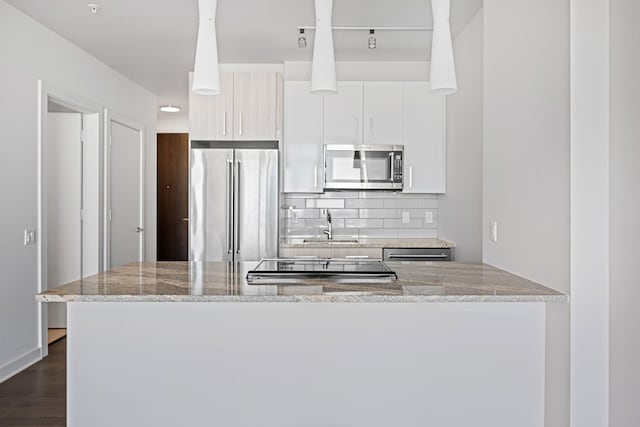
0 338 66 426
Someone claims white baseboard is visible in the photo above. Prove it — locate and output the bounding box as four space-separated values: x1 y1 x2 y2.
0 348 42 384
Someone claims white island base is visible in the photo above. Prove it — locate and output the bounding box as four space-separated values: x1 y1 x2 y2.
67 302 545 426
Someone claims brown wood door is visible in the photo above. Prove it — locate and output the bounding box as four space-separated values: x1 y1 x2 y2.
157 133 189 261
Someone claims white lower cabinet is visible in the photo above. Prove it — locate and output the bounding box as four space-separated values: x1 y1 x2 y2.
402 82 446 193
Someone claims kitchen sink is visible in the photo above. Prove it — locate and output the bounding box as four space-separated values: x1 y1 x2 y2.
302 239 359 244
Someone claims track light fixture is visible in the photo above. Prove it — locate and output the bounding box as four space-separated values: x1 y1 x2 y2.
298 29 307 48
368 29 376 49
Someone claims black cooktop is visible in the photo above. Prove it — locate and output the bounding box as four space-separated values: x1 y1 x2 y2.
246 258 397 284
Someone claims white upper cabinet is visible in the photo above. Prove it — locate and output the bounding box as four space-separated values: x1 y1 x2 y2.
283 81 324 193
323 82 363 145
233 72 278 140
282 80 446 194
402 82 446 193
189 71 279 141
189 72 234 140
363 82 403 144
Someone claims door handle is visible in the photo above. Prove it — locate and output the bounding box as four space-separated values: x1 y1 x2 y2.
238 112 243 136
136 227 144 233
226 159 233 254
369 118 373 142
234 159 241 255
389 153 394 182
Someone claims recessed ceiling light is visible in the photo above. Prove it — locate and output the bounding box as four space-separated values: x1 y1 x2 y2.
88 3 100 14
160 104 181 113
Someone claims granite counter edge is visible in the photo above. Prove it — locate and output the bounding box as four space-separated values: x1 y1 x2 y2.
36 294 569 303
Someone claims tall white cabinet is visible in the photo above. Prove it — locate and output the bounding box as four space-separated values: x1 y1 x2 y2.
283 81 324 193
403 82 446 193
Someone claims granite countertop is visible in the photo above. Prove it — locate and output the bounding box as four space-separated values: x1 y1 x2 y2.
279 238 456 249
36 261 567 303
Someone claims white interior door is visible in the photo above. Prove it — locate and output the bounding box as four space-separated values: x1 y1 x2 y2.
109 120 143 268
46 112 82 328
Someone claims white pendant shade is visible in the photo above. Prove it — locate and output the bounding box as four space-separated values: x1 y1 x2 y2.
192 0 220 96
310 0 337 95
429 0 457 95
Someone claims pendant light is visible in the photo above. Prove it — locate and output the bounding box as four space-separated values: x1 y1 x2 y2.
310 0 337 95
192 0 221 95
429 0 457 95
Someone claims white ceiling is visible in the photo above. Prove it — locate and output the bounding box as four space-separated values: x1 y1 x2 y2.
7 0 482 115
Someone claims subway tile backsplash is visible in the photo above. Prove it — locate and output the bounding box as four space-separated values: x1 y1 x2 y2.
281 192 439 240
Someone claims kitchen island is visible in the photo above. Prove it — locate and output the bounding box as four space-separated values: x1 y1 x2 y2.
37 261 566 427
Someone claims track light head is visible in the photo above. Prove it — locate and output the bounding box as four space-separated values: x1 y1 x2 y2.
298 29 307 48
368 29 376 49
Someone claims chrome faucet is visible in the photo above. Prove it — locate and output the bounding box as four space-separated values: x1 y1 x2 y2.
323 210 333 240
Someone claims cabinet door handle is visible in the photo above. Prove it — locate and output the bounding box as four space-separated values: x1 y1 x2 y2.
345 255 370 259
222 111 227 136
388 253 448 259
409 166 413 189
354 117 359 142
313 166 318 189
238 111 243 136
369 118 373 142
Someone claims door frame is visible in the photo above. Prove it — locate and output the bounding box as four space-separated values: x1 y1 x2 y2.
104 109 146 269
37 81 104 358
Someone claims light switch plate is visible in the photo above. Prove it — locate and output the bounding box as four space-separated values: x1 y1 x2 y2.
402 211 411 224
291 210 299 224
425 212 434 224
490 221 498 243
24 229 36 246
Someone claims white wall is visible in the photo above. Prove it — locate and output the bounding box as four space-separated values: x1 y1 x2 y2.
482 1 571 426
0 0 157 381
46 112 82 328
284 61 430 82
157 110 189 133
570 0 610 425
439 10 483 263
609 0 640 424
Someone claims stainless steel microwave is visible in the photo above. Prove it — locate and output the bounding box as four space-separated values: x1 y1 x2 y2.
324 144 404 190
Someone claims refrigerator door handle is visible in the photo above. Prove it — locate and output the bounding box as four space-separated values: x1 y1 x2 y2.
234 159 241 255
226 159 233 254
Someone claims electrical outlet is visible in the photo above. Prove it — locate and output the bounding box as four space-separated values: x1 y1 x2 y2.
425 212 434 224
291 210 299 224
24 229 36 246
490 221 498 243
402 211 411 224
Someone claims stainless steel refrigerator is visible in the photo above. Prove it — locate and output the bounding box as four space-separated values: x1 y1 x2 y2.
190 141 279 262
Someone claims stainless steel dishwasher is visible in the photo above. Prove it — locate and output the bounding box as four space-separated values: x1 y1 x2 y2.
383 248 453 262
